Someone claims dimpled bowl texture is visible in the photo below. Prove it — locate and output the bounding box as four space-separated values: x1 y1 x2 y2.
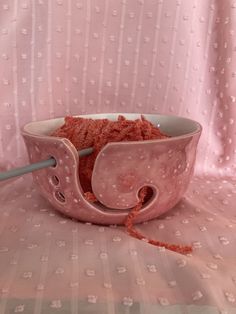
21 113 202 225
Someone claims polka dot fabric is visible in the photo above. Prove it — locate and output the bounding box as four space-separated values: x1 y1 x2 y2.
0 0 235 176
0 1 236 313
0 176 236 313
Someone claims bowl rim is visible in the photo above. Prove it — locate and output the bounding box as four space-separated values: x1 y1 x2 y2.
22 113 202 142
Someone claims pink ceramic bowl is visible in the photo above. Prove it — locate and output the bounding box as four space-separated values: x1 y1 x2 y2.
22 113 202 225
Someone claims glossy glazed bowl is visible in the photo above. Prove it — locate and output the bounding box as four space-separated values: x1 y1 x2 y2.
22 113 202 225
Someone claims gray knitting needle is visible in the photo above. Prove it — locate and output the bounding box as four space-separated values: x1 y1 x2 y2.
0 147 93 182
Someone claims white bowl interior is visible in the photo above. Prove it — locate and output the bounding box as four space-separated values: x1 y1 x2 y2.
23 113 202 138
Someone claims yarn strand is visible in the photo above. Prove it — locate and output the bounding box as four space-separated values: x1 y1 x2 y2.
53 116 193 255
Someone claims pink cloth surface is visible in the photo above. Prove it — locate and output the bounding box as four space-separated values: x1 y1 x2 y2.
0 0 236 313
0 176 236 314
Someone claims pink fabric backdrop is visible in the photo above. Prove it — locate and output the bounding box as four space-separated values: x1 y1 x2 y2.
0 0 235 176
0 1 236 313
